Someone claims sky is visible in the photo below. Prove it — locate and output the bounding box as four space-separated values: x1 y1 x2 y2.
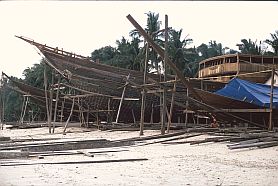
0 1 278 78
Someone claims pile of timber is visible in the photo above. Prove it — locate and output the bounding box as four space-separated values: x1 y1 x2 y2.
164 130 278 150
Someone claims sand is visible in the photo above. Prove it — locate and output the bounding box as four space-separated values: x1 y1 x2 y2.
0 126 278 186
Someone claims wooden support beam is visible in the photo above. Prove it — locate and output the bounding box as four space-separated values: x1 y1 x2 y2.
44 64 52 133
140 43 149 136
199 108 271 113
161 14 168 135
60 98 65 122
63 98 75 134
115 74 130 124
167 76 177 133
107 98 111 125
61 90 138 101
19 96 26 124
53 74 61 133
269 67 275 131
132 109 136 125
49 70 54 133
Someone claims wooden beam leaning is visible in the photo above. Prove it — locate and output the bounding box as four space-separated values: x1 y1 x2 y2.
63 98 75 134
126 14 267 129
44 64 52 133
126 14 202 102
53 74 61 133
115 74 130 124
49 70 54 133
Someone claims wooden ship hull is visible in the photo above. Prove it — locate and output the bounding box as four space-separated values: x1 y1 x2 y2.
8 36 276 129
15 36 214 125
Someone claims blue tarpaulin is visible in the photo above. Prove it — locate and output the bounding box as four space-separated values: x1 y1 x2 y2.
215 78 278 109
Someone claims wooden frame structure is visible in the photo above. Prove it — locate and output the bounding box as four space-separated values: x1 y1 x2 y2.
2 14 275 135
198 53 278 83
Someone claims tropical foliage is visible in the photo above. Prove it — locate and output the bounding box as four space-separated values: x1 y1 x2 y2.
265 30 278 55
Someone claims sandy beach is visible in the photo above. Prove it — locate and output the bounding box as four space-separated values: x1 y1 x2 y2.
0 126 278 186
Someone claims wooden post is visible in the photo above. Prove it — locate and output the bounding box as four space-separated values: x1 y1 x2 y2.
0 89 2 130
96 111 100 130
140 43 149 136
49 71 54 133
131 109 136 125
185 88 189 127
107 98 111 125
53 74 61 133
167 76 177 133
78 97 82 126
21 96 29 124
60 98 65 123
150 103 154 124
63 98 75 134
86 110 89 128
19 96 26 124
161 14 168 135
236 53 240 76
115 74 130 124
44 64 52 133
268 68 275 131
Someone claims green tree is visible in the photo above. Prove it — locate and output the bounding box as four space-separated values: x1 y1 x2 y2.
23 61 51 89
130 12 163 72
0 76 22 122
167 28 199 77
197 40 224 60
91 46 116 62
106 37 142 71
265 30 278 55
237 39 262 55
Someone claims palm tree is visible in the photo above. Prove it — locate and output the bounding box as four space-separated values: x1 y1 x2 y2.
129 12 163 72
106 37 142 71
265 30 278 55
168 29 188 74
237 39 261 55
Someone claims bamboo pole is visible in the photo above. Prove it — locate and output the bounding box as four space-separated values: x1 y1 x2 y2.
49 71 54 133
53 74 61 133
140 43 149 136
268 68 275 131
44 64 51 133
107 98 111 125
167 76 177 133
115 74 130 124
161 14 168 135
78 97 82 126
150 103 154 124
19 96 26 124
21 96 29 124
60 98 65 122
86 110 89 128
132 109 136 125
0 89 2 130
96 111 100 130
63 98 75 134
185 88 189 127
